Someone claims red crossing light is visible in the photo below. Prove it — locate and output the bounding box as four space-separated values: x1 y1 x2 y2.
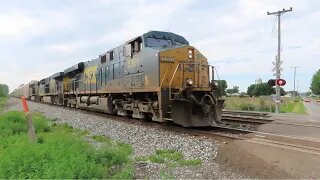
276 79 286 86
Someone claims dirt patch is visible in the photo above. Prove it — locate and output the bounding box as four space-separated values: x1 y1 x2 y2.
215 140 292 179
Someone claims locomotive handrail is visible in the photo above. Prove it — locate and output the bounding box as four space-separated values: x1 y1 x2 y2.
160 66 170 87
168 63 181 101
169 62 208 102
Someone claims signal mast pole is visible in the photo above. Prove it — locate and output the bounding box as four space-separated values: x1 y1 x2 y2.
267 7 292 113
291 66 299 98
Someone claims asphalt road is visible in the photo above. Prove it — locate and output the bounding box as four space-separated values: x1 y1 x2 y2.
304 100 320 119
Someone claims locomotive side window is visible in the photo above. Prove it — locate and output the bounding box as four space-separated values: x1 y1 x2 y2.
101 55 106 64
132 37 142 54
126 37 142 57
110 51 114 61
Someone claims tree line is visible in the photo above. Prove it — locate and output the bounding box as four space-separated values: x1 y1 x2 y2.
247 83 286 97
0 84 9 97
310 69 320 95
215 80 286 97
215 68 320 97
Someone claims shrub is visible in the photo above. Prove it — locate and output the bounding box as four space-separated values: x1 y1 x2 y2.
239 103 254 111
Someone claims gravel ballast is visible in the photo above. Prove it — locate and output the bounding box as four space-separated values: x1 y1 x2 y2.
5 98 245 179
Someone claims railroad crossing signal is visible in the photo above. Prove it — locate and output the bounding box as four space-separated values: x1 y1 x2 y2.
268 79 286 86
276 79 286 86
268 7 292 114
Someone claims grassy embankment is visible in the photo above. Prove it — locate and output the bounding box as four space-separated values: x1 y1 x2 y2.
0 111 133 179
280 101 306 113
224 96 306 113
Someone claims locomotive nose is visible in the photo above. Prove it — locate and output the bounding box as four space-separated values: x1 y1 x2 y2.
159 46 223 127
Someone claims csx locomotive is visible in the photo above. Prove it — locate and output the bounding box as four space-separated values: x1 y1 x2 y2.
11 31 224 127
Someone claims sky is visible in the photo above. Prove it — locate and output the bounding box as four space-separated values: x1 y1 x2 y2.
0 0 319 93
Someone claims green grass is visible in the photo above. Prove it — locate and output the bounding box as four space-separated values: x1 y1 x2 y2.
137 149 202 166
92 135 111 143
224 97 275 112
0 97 7 112
280 101 307 114
136 149 201 178
0 111 133 179
224 96 307 113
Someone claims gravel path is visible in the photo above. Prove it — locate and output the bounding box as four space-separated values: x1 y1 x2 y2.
5 98 245 179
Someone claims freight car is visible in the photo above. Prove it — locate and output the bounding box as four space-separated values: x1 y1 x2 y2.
12 31 224 127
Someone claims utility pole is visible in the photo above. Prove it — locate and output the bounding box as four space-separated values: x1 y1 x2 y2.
291 66 299 97
267 7 292 113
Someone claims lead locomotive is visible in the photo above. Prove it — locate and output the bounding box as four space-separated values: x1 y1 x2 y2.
11 31 224 127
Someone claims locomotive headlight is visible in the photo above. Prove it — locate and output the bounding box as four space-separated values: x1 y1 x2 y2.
186 79 193 86
188 49 193 59
213 80 218 86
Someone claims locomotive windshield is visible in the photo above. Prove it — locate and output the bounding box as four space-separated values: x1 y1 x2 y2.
145 38 173 48
143 31 189 49
145 37 188 48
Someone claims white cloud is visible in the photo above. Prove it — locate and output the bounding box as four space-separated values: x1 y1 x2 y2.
0 13 35 39
46 41 86 55
0 0 319 92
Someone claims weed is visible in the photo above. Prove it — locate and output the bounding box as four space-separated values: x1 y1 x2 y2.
60 123 74 130
179 159 202 166
280 101 306 114
137 149 202 167
0 111 133 179
159 170 175 179
92 135 111 143
259 98 266 106
135 149 201 180
78 130 90 136
135 156 148 162
37 136 45 144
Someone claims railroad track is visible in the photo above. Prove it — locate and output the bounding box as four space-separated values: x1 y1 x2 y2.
222 110 271 117
76 105 320 156
26 100 320 156
192 126 320 156
221 115 273 125
222 110 320 129
221 110 274 127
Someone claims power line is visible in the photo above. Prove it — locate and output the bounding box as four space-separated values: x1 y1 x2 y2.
267 7 293 113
